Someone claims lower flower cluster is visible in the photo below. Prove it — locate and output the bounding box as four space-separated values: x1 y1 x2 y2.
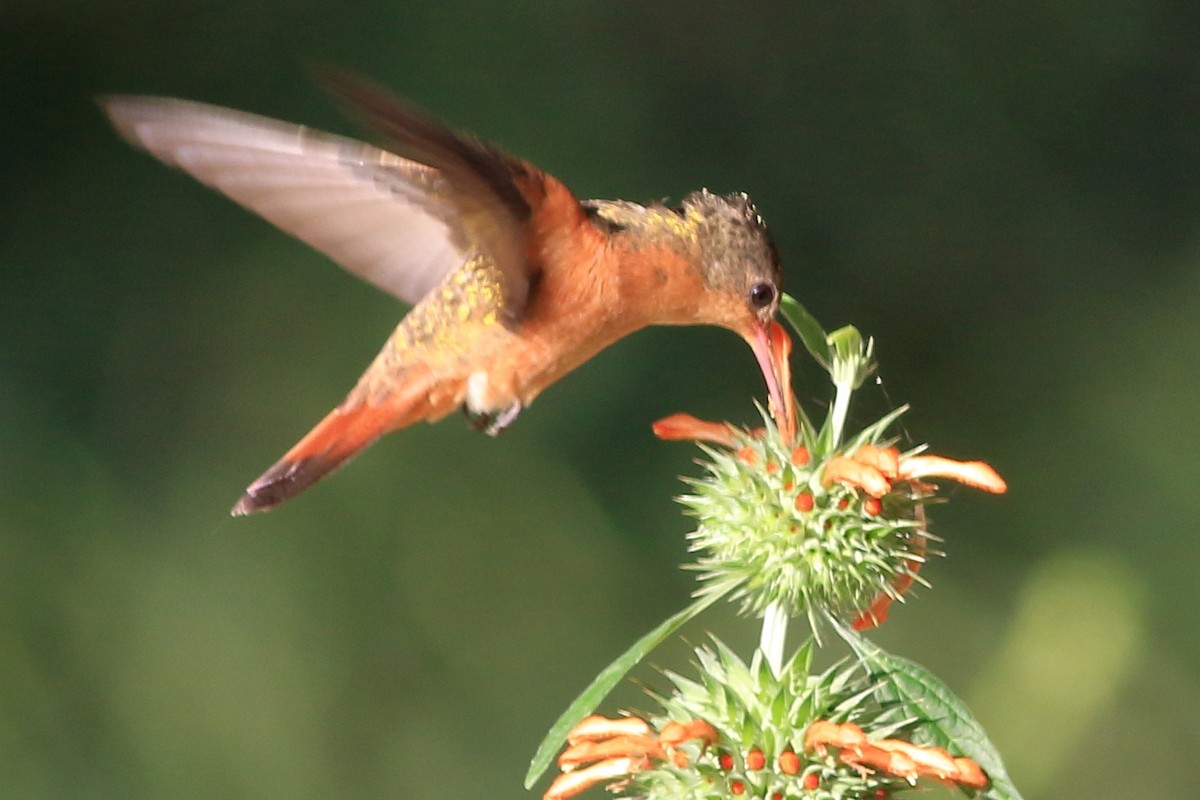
544 640 987 800
804 721 986 789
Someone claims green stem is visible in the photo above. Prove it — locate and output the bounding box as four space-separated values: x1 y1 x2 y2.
759 601 788 674
830 378 852 448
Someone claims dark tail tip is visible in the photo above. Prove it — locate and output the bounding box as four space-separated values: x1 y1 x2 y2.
229 455 334 516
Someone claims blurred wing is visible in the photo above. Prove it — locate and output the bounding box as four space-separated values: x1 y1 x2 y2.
320 73 550 317
102 95 490 306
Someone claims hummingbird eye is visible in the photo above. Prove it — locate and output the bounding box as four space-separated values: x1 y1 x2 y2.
748 281 777 310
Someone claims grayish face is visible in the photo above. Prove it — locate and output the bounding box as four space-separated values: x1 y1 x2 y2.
684 190 784 325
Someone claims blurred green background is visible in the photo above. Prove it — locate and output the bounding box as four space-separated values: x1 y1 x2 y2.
3 1 1198 798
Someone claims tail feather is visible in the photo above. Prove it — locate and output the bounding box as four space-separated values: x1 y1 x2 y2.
231 371 453 515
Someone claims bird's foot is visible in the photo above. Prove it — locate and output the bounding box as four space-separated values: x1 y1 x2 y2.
465 401 523 436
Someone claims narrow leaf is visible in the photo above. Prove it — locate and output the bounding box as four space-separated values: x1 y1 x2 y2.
843 404 910 452
524 580 737 788
832 618 1024 800
780 293 831 369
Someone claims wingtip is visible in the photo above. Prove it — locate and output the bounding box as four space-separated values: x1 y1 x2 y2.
96 94 130 134
97 94 163 149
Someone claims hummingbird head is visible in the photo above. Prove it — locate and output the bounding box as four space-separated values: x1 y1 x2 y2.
682 190 788 417
584 190 788 413
683 189 783 326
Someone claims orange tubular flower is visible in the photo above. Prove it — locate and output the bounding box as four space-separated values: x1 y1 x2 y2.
850 557 923 630
824 445 1006 499
804 720 988 791
803 720 867 755
567 714 653 743
558 736 665 769
870 739 961 783
545 715 722 800
657 719 719 748
651 414 737 447
898 455 1008 494
545 757 640 800
821 453 894 498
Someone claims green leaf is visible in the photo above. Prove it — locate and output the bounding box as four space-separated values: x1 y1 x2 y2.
523 580 738 788
832 618 1024 800
780 293 830 369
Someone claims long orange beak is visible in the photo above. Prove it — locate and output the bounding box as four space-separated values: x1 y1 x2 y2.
746 320 793 438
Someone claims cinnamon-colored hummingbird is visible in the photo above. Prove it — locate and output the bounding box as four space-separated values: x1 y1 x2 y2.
100 77 786 515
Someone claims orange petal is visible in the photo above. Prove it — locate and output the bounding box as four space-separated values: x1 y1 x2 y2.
558 736 665 768
851 445 900 480
851 592 894 631
852 543 926 631
953 757 989 789
898 456 1007 494
804 720 867 754
544 757 638 800
843 744 919 784
658 719 719 748
567 714 653 744
822 455 891 498
872 740 959 781
652 413 736 447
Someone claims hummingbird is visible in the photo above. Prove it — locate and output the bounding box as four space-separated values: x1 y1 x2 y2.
100 76 787 515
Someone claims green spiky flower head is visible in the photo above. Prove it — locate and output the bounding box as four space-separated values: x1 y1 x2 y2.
676 407 929 627
658 312 1002 632
634 638 908 800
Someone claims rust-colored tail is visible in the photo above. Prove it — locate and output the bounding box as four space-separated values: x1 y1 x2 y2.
231 370 452 515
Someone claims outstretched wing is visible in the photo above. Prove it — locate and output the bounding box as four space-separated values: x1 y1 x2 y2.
101 93 538 310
